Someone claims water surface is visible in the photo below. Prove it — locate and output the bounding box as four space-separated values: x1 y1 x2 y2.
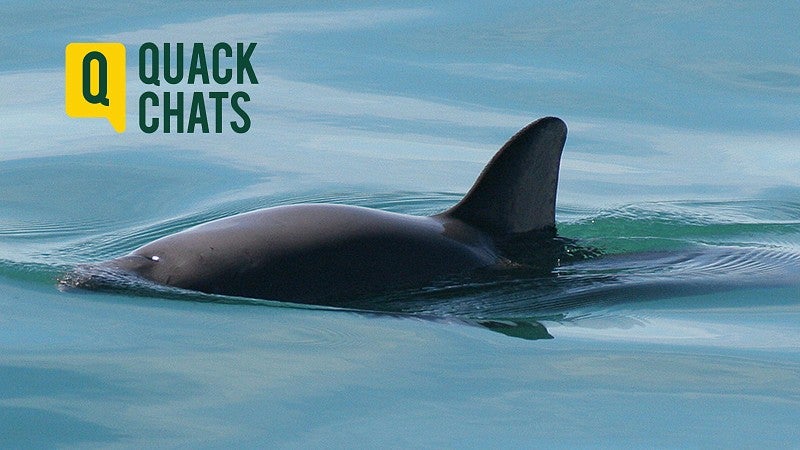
1 1 799 447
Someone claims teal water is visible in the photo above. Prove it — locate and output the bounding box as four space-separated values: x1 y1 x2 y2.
2 2 800 447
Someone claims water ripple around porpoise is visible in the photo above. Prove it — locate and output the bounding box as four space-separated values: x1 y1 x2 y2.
2 192 798 332
322 198 800 320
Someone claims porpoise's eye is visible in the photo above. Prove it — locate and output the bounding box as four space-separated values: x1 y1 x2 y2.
151 256 160 261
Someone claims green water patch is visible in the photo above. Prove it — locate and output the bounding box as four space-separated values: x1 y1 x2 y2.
558 200 800 254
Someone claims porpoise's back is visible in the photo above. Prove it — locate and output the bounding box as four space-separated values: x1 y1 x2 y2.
123 204 498 302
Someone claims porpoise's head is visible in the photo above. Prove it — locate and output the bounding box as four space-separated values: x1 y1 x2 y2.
59 254 162 292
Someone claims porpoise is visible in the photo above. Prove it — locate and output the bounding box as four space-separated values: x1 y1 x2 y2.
67 117 568 305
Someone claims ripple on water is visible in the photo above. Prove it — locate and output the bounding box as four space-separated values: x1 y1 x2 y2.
2 190 799 319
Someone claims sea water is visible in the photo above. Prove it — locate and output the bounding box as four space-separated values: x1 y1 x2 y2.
1 2 799 447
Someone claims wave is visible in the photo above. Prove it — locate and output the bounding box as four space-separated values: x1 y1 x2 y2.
2 193 799 321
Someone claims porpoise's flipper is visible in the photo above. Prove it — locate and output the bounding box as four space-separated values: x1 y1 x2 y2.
442 117 567 235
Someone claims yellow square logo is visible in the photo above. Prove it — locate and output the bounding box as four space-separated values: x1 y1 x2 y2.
65 43 126 133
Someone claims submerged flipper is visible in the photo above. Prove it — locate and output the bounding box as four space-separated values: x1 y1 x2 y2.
442 117 567 235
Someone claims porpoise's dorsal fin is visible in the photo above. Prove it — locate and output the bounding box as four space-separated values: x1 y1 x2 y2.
441 117 567 235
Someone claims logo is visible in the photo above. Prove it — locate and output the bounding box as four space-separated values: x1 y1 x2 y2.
65 42 258 134
65 43 127 133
